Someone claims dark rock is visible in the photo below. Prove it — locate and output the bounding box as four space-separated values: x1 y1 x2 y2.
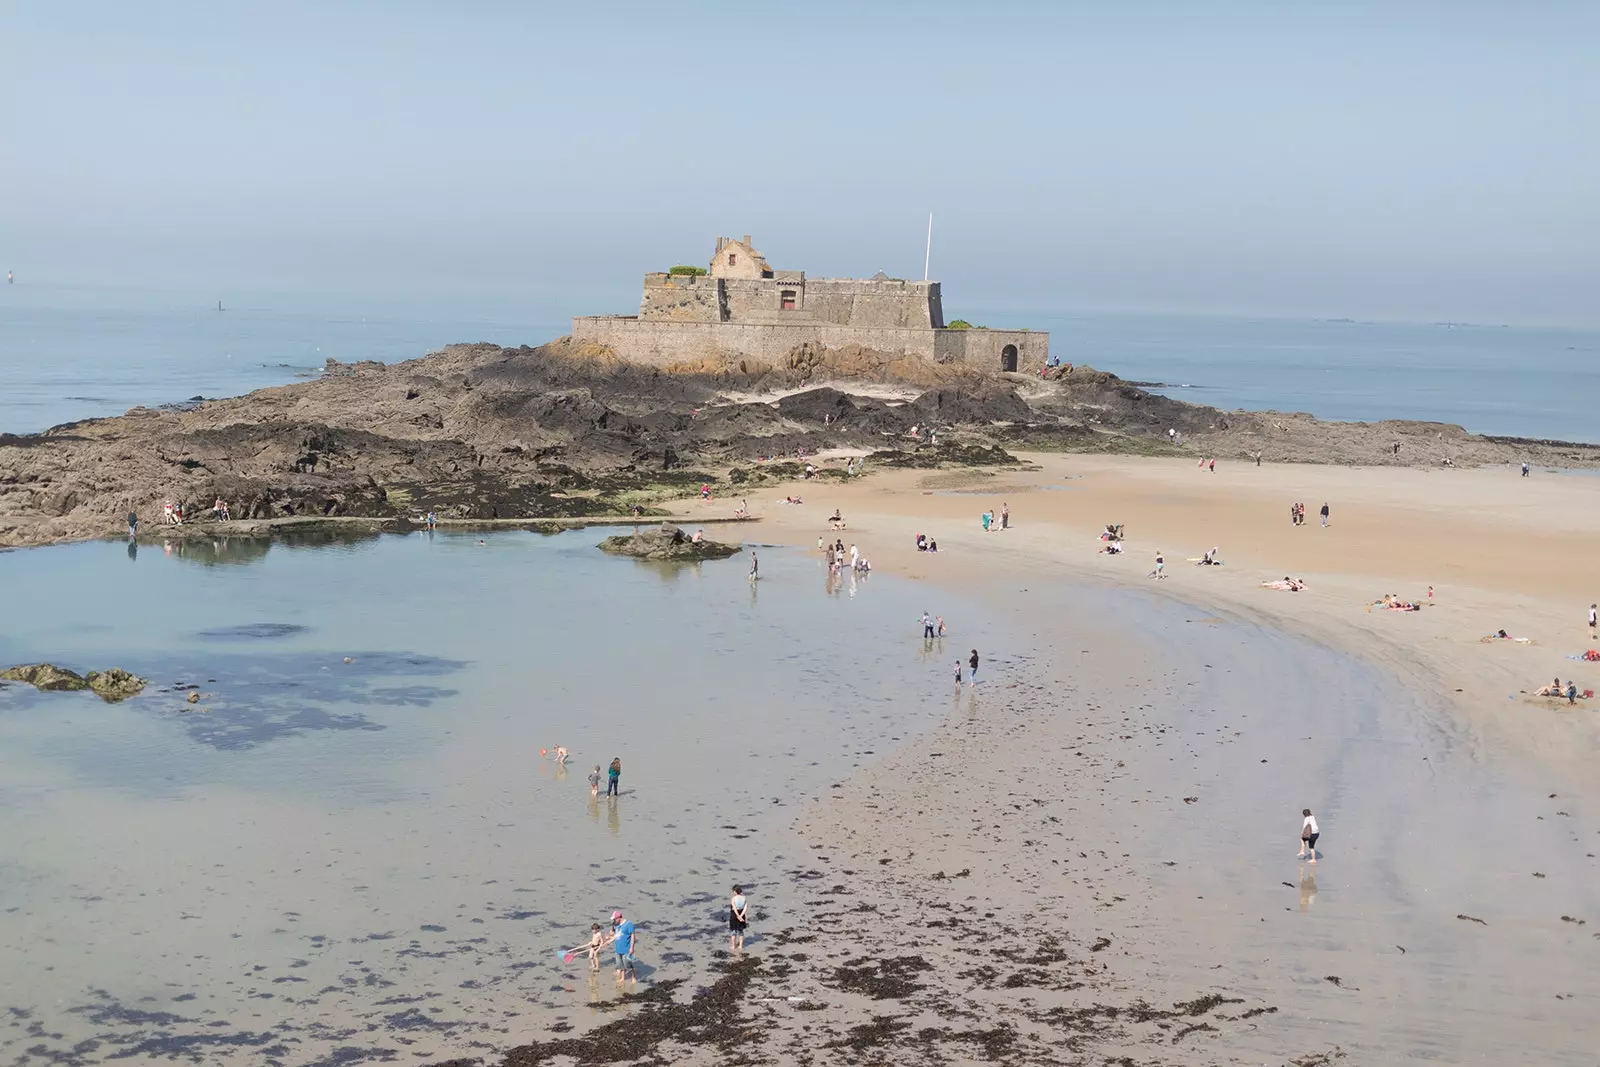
85 667 149 701
597 523 741 561
1 663 90 692
2 663 149 701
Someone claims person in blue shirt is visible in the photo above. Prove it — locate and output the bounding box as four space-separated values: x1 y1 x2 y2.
608 910 638 984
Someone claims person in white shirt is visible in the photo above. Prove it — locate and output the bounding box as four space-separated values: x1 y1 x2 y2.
1299 809 1320 864
1589 603 1597 639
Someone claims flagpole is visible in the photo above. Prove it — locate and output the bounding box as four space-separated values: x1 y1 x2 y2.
923 212 933 281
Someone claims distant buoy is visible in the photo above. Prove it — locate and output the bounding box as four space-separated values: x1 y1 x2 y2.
343 656 353 664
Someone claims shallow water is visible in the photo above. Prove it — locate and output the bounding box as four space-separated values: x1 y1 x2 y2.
0 530 974 1065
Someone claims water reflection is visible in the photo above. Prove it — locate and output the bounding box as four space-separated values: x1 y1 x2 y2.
144 529 388 567
155 535 273 566
607 796 621 836
1299 869 1318 911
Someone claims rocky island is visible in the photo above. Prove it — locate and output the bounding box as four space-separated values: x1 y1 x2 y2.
597 523 741 561
2 337 1597 551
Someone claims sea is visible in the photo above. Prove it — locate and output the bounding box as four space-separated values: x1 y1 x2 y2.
1 282 1597 442
0 530 971 1064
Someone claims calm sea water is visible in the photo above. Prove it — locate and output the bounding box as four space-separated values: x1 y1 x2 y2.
2 283 1596 442
0 529 976 1064
978 309 1600 443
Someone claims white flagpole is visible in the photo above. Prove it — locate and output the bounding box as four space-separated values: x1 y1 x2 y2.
923 212 933 281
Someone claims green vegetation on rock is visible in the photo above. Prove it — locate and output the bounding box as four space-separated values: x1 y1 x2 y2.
667 265 708 276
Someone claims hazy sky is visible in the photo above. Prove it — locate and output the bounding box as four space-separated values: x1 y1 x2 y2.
3 2 1596 326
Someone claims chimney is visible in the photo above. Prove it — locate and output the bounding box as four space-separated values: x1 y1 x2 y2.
743 234 751 247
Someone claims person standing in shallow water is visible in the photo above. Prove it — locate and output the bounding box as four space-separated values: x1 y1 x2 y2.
1320 502 1330 528
968 649 980 687
607 758 621 797
728 885 749 954
1299 808 1320 864
126 511 137 539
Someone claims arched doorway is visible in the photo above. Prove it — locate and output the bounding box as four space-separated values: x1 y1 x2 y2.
1001 344 1019 372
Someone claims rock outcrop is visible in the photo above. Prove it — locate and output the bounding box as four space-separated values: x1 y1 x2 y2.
1 663 90 692
598 524 741 561
2 339 1596 549
1 663 148 701
87 667 150 702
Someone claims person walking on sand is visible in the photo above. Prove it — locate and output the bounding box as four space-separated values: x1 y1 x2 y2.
1149 551 1166 580
609 911 639 984
606 757 621 797
1320 502 1330 528
1000 503 1010 530
729 885 749 954
968 649 980 687
1522 461 1530 478
1299 808 1320 863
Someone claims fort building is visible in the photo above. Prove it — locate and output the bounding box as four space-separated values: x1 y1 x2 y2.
571 235 1048 372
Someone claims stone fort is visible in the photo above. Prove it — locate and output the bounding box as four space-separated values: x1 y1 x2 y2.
571 235 1048 371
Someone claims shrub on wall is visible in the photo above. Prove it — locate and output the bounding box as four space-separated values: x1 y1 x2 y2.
668 265 708 276
946 319 987 330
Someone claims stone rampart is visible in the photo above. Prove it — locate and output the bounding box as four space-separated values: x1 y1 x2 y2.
571 316 1047 373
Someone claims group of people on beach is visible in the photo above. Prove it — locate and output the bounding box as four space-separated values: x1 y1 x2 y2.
570 884 751 987
1289 501 1329 527
818 537 869 574
980 503 1010 532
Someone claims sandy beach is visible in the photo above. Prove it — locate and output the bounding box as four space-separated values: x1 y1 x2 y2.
516 453 1600 1066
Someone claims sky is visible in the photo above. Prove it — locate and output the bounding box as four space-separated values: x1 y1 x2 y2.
2 2 1597 326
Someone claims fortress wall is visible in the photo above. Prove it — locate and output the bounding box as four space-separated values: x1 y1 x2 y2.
937 328 1050 371
638 274 721 322
571 317 943 365
572 317 1048 371
721 278 796 322
800 279 940 328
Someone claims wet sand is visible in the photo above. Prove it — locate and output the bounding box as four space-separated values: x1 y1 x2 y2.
578 455 1600 1065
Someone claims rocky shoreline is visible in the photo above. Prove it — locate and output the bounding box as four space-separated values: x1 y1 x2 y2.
3 337 1596 550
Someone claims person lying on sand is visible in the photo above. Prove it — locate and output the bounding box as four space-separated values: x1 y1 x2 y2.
1261 577 1305 592
1098 541 1123 555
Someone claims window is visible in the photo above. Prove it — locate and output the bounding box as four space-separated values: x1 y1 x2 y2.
780 290 796 310
728 254 736 266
